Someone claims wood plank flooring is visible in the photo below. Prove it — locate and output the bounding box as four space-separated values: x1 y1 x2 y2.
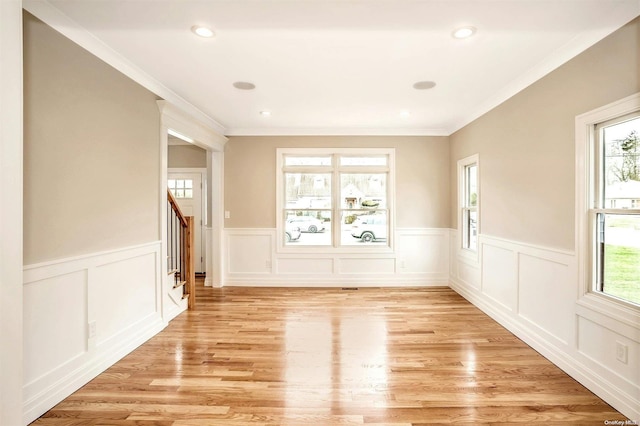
33 280 627 425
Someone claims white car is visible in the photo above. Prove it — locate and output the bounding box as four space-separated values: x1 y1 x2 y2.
350 214 387 242
286 216 325 233
285 223 301 242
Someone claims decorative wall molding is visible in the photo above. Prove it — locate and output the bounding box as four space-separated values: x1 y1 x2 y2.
158 101 227 152
22 241 165 424
19 229 640 421
223 228 450 287
449 230 640 420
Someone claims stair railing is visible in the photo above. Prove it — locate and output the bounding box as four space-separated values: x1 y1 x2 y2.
167 189 195 309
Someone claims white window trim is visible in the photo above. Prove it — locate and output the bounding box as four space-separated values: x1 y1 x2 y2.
457 154 480 263
575 92 640 322
276 147 395 254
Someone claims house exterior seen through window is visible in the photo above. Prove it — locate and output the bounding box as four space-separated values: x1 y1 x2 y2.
278 148 394 249
593 114 640 306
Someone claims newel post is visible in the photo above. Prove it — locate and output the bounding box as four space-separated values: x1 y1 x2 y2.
185 216 196 309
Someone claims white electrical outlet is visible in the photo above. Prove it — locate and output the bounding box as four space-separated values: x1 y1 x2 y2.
88 321 97 339
224 211 230 219
615 341 628 364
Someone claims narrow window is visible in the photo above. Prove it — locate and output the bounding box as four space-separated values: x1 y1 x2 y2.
593 114 640 305
459 155 479 252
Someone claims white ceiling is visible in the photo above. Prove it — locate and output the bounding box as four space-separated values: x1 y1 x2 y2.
27 0 640 136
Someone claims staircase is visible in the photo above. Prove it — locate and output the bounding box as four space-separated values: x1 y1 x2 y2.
167 189 195 309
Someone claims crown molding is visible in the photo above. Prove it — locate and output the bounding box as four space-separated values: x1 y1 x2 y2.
224 127 450 137
22 0 640 138
23 0 227 137
448 1 640 135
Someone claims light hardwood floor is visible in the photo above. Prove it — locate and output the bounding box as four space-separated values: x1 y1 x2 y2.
33 280 627 425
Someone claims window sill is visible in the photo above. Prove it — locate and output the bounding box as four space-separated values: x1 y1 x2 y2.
277 244 395 256
576 292 640 331
457 247 480 267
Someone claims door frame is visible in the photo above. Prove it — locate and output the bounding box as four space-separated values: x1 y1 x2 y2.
168 167 207 273
158 101 227 321
1 2 24 424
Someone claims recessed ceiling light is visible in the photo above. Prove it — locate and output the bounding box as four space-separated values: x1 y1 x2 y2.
452 26 476 39
191 25 215 38
260 110 271 117
413 81 436 90
400 110 411 118
233 81 256 90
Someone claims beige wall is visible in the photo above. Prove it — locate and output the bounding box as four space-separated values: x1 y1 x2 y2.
168 144 207 168
450 16 640 250
224 136 450 229
23 12 161 264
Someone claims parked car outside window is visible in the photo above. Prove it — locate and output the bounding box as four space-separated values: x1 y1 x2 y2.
286 216 325 233
285 223 302 242
350 214 387 242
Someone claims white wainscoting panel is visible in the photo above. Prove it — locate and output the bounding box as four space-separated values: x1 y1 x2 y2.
449 231 640 419
457 259 481 290
518 252 573 346
227 231 273 274
578 316 640 386
339 257 395 274
576 311 640 409
23 271 87 387
277 257 334 275
396 229 448 275
450 229 481 290
93 252 158 347
481 243 516 311
22 241 164 424
223 228 449 286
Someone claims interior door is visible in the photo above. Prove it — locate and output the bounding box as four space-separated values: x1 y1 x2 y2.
168 172 204 273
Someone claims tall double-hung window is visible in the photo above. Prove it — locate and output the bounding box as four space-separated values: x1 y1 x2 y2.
591 112 640 306
277 148 394 249
458 154 479 253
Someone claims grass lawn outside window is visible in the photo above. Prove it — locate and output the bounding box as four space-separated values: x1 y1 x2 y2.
604 244 640 305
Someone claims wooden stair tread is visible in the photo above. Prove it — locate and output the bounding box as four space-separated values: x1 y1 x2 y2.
173 280 187 289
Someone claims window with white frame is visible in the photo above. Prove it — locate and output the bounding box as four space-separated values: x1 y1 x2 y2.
168 179 194 199
278 148 394 248
591 112 640 306
459 155 479 252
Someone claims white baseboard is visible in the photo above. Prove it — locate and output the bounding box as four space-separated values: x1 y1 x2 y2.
224 274 449 287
